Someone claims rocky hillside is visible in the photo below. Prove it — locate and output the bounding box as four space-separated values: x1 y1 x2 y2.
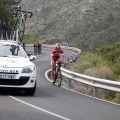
20 0 120 52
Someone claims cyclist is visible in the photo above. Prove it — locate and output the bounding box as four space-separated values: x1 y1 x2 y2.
51 43 66 83
37 41 42 54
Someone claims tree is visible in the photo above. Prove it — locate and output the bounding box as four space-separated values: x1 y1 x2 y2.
0 0 21 21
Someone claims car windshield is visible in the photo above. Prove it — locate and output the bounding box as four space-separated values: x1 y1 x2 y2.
0 43 26 57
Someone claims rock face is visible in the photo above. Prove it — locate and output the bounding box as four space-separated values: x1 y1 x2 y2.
20 0 120 51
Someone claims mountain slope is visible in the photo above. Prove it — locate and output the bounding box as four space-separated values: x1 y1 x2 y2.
21 0 120 52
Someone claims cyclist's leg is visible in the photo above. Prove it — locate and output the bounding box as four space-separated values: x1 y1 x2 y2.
35 47 37 54
51 60 54 81
38 48 41 54
34 47 35 54
57 70 62 87
38 48 39 54
51 59 57 83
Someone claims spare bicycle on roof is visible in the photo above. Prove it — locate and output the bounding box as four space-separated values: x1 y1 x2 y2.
12 6 32 44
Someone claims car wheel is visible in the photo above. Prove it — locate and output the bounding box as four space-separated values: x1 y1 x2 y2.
25 82 36 95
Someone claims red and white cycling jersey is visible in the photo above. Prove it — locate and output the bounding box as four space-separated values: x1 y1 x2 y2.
51 48 64 61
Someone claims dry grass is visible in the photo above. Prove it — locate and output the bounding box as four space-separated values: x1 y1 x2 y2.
84 66 113 79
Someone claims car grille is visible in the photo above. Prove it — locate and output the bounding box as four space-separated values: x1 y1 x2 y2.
0 72 19 74
0 77 30 85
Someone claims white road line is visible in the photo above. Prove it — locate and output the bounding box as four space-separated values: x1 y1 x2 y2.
9 96 71 120
35 57 50 61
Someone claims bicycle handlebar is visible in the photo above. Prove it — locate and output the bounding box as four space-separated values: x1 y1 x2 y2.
56 61 66 68
17 10 33 18
12 9 32 18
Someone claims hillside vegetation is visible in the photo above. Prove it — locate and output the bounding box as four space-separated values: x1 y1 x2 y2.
77 42 120 103
20 0 120 52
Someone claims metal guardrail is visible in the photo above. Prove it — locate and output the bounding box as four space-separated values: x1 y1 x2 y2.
26 44 120 98
61 68 120 97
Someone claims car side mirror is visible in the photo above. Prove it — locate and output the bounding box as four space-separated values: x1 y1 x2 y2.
27 54 36 61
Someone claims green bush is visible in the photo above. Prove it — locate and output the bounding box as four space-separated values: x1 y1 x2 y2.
77 42 120 103
78 52 106 74
78 61 93 74
84 66 113 79
0 0 21 21
23 34 37 44
99 90 120 104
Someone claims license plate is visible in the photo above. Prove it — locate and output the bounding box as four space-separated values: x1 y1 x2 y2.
0 74 16 79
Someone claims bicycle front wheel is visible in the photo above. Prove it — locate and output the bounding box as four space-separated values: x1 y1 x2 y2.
57 70 62 87
19 20 25 43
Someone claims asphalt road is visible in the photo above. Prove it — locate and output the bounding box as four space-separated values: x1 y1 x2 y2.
0 48 120 120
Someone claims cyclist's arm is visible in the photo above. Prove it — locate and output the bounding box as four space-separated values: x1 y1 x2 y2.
61 49 66 63
62 54 66 63
51 51 54 61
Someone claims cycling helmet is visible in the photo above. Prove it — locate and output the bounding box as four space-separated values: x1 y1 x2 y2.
55 43 61 48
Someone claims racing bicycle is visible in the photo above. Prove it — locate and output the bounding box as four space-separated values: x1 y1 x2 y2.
12 6 32 44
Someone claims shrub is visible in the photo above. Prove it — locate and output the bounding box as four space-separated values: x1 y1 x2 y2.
99 90 120 104
23 34 37 44
84 66 113 80
77 52 106 73
78 61 93 74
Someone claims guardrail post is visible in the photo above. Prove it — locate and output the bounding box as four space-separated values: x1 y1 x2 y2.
67 57 69 63
68 78 72 89
71 56 73 62
94 87 99 98
72 56 73 62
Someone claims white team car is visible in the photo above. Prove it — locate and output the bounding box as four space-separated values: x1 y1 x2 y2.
0 40 36 95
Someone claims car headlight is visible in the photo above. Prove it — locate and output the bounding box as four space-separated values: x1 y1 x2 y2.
22 65 35 73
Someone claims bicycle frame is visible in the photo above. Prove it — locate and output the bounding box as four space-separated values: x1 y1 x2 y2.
17 12 25 31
